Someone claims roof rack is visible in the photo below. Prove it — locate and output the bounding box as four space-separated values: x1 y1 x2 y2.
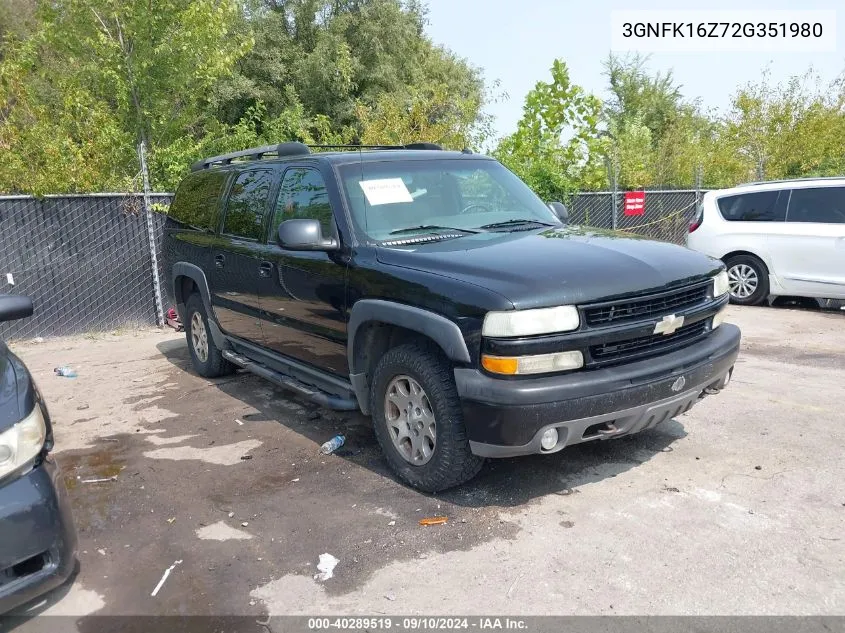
736 175 845 187
309 142 443 151
190 141 445 171
190 142 311 172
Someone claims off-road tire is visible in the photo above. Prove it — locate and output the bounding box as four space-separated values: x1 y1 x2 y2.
185 293 234 378
370 343 484 492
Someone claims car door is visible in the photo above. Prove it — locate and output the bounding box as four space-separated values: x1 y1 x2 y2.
209 168 275 340
768 186 845 298
254 166 349 375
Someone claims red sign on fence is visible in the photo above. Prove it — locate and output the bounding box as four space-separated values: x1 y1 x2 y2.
624 191 646 216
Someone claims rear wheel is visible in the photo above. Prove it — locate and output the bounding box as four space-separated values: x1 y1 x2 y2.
724 255 769 306
184 293 234 378
370 343 483 492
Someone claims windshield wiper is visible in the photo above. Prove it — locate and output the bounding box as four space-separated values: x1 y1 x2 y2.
388 224 478 236
479 219 556 230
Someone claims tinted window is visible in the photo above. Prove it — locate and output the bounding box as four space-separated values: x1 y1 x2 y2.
717 191 786 222
169 170 227 231
223 170 273 239
786 187 845 224
272 168 334 234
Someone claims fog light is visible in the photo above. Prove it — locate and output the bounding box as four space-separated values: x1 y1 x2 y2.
540 428 559 451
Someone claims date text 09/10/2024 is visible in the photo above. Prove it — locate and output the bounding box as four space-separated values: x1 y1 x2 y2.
307 617 528 630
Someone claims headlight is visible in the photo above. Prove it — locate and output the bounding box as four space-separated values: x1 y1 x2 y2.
482 305 580 337
482 350 584 375
713 271 729 298
0 405 47 481
712 307 728 329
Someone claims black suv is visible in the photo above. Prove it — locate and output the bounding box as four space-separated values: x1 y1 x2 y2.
163 142 740 492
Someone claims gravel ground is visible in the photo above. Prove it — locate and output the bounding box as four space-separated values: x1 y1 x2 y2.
5 303 844 628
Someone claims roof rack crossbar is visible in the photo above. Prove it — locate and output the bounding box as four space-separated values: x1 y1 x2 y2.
191 142 311 172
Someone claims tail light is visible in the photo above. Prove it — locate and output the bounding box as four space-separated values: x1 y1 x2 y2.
689 205 703 232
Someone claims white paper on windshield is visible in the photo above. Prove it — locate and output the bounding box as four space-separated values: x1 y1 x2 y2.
359 178 414 206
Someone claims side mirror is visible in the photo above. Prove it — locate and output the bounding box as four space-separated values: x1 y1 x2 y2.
548 201 569 223
278 219 338 251
0 295 33 323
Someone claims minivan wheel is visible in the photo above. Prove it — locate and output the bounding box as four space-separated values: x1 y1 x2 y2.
724 255 769 306
370 343 484 492
184 293 234 378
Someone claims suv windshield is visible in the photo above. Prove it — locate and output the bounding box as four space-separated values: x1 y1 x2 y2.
337 158 560 241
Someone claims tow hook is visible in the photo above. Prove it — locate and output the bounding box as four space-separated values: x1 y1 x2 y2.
702 368 734 396
597 422 619 436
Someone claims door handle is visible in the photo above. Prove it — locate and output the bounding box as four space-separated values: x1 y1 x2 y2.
258 261 273 278
214 254 225 269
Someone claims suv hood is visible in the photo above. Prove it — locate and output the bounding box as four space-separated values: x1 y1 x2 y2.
376 227 723 309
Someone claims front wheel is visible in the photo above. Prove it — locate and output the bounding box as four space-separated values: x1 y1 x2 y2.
724 255 769 306
370 343 484 492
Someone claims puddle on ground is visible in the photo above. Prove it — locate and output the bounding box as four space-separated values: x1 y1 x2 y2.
60 443 127 492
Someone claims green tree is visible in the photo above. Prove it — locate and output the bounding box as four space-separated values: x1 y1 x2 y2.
494 59 603 200
604 53 683 148
0 33 133 194
0 0 252 193
0 0 36 50
720 69 845 182
211 0 485 133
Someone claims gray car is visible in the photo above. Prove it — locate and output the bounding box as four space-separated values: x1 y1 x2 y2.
0 295 77 614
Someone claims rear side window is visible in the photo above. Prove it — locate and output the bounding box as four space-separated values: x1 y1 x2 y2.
786 187 845 224
272 168 334 235
717 191 787 222
223 169 274 240
169 170 227 231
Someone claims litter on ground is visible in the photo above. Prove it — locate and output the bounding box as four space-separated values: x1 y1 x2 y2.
314 553 339 581
150 559 183 597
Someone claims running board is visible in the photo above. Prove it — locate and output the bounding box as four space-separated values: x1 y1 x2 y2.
222 350 359 411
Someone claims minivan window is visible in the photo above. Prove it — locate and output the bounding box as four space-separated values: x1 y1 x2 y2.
786 186 845 224
272 168 334 236
222 169 274 240
717 191 786 222
169 170 227 231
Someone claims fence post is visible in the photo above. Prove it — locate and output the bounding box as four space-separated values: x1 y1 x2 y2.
610 164 619 231
138 141 165 327
694 163 703 207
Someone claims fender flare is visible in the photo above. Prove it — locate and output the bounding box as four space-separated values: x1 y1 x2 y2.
172 262 227 349
346 300 472 414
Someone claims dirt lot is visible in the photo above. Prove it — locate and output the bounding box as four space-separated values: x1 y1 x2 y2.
6 304 845 624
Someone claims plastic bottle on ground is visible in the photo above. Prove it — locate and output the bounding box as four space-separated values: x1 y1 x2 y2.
54 366 77 378
320 434 345 455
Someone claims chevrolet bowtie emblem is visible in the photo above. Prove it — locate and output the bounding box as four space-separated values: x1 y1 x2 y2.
654 313 684 336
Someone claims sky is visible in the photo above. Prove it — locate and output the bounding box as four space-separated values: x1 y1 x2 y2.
423 0 845 140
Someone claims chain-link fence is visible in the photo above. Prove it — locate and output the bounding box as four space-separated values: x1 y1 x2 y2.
0 193 172 341
0 186 706 341
568 189 705 245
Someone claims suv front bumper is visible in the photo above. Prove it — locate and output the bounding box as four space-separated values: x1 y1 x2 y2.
0 457 78 614
456 323 740 458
